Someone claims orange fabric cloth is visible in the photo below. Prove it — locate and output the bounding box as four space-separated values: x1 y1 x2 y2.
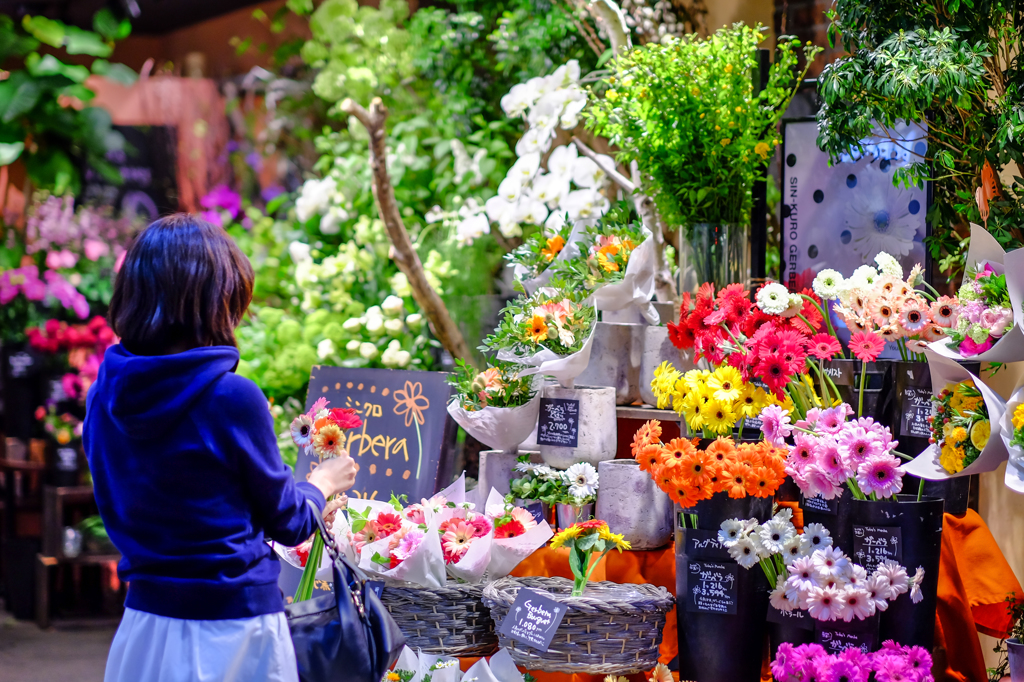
460 510 1017 682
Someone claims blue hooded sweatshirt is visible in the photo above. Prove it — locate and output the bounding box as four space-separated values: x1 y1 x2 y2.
84 344 325 620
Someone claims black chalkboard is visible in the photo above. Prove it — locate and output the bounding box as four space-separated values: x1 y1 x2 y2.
498 588 567 652
767 604 814 631
536 398 579 448
684 528 732 561
802 495 838 515
852 525 902 573
81 125 178 219
521 500 547 526
822 362 854 386
815 614 879 654
899 387 933 439
684 560 738 614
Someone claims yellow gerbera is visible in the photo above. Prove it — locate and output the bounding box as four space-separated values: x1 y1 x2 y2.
528 315 548 343
550 525 583 549
708 366 743 403
703 399 737 435
1013 404 1024 431
737 384 761 418
598 525 631 551
970 420 991 450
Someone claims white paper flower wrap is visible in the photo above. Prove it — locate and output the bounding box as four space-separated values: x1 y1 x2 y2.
446 390 541 452
435 506 495 583
270 501 359 580
513 220 587 295
902 349 1008 479
999 382 1024 494
586 229 658 324
482 488 553 580
928 224 1024 363
357 521 448 588
498 318 597 389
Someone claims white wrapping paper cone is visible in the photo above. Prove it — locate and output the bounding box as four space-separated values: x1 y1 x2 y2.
358 523 447 588
487 649 525 682
482 488 553 580
999 383 1024 494
460 656 502 682
447 391 541 451
417 655 461 682
902 349 1008 479
500 322 597 389
929 224 1024 363
587 231 658 323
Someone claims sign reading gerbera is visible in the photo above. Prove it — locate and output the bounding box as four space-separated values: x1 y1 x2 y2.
300 366 454 502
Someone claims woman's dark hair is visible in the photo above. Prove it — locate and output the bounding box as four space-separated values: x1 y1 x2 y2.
109 213 254 354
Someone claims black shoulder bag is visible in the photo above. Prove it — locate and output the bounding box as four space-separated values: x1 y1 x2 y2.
287 501 405 682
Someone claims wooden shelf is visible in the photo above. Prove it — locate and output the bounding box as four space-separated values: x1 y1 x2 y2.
38 554 120 567
615 405 681 421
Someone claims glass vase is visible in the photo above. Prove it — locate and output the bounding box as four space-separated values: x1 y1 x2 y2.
678 222 750 294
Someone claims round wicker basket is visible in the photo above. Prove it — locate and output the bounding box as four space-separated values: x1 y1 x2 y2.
482 576 674 674
380 581 498 657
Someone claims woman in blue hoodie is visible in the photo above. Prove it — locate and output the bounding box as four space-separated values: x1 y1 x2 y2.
85 214 356 682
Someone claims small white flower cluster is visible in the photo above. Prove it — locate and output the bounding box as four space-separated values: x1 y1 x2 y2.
755 282 804 317
454 60 613 245
514 460 600 503
295 176 351 235
810 252 910 302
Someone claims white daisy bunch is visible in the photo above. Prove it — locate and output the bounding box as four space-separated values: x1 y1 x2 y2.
453 60 614 244
562 462 599 503
772 547 926 623
755 281 803 317
719 509 801 582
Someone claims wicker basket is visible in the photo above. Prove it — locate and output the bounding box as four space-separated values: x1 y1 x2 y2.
380 581 498 657
482 576 674 674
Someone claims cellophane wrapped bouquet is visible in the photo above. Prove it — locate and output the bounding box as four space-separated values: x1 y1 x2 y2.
943 261 1012 356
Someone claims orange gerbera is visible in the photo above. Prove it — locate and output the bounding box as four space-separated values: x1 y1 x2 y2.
528 315 549 343
656 468 675 492
705 437 737 466
541 235 566 261
668 484 701 509
678 449 714 487
637 444 664 473
723 462 752 499
659 438 695 470
735 443 762 469
631 420 662 458
750 466 782 498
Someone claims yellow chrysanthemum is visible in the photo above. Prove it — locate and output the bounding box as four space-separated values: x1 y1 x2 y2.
940 442 965 474
1013 404 1024 431
970 420 991 450
950 426 968 445
708 366 743 403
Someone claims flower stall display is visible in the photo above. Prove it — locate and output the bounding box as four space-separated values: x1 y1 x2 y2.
631 420 787 516
551 520 632 596
929 224 1024 363
26 317 117 402
721 511 926 622
0 265 92 341
446 359 540 453
650 362 774 437
550 210 658 323
769 403 906 502
484 288 597 388
771 642 935 681
904 351 1008 480
505 222 578 295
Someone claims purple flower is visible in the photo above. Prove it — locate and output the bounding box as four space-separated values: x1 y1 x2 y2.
261 184 285 202
820 658 869 682
245 151 263 172
856 454 904 498
200 184 242 219
198 210 224 227
43 270 89 319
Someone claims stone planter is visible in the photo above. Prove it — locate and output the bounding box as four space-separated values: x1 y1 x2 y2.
538 385 617 468
574 322 644 405
639 325 692 407
555 502 594 529
596 459 673 549
479 449 540 498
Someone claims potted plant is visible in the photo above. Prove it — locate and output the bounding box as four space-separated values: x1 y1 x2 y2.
1004 597 1024 681
585 25 820 291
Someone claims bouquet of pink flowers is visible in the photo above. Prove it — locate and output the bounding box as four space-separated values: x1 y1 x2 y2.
772 641 934 681
760 402 906 502
942 262 1013 357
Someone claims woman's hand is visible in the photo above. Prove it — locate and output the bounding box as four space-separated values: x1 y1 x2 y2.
308 451 357 499
322 495 347 531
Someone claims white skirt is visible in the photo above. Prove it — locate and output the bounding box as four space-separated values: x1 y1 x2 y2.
105 608 299 682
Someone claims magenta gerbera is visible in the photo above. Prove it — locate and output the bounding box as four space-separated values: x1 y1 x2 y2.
856 454 904 498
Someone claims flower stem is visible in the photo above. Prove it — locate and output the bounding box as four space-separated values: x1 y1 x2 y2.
801 294 845 358
917 476 925 502
858 360 867 417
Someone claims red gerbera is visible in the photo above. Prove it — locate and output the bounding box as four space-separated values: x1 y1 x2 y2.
668 320 696 349
375 512 403 538
330 407 363 430
494 519 526 539
849 331 886 362
809 333 842 360
389 554 401 569
296 543 310 567
757 356 790 394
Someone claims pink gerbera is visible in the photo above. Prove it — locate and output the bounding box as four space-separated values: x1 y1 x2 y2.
848 331 886 362
808 333 842 360
467 514 492 538
510 507 538 531
838 425 883 468
760 404 793 446
441 521 476 562
816 406 847 435
856 454 904 498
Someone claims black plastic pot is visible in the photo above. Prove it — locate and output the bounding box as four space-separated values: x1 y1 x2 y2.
801 488 854 554
0 342 43 440
676 495 771 681
848 496 944 650
768 605 815 654
821 359 892 421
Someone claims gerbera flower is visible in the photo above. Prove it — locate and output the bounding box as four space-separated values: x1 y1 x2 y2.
839 586 874 622
931 296 957 327
494 518 526 539
856 454 903 498
467 514 493 538
759 404 793 446
748 466 779 498
759 517 797 553
865 574 892 612
540 235 565 261
704 400 737 434
782 534 810 565
728 535 761 568
375 512 403 538
313 422 345 459
564 462 599 500
802 523 833 551
637 444 664 472
707 366 743 403
806 585 846 621
678 449 714 486
527 315 549 343
631 420 662 457
812 268 845 300
897 301 928 334
441 521 476 561
329 407 363 430
392 529 424 563
812 546 850 582
290 414 315 447
848 330 886 362
723 462 752 499
659 438 695 470
757 356 790 393
510 507 537 530
808 333 842 360
667 484 701 509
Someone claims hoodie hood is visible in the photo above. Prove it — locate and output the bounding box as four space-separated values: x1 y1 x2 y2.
95 344 240 439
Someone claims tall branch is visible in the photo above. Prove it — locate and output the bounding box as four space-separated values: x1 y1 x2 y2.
341 97 471 362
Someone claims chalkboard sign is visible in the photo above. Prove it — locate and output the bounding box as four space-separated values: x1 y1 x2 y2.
498 588 567 652
767 604 814 631
815 615 879 654
684 528 732 561
520 500 547 526
821 362 854 386
536 398 579 448
684 560 738 615
899 387 933 439
802 495 838 515
852 525 902 573
81 125 178 219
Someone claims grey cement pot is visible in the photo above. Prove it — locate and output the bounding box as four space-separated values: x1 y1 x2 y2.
479 449 541 497
596 459 673 549
538 384 618 468
639 326 693 407
574 322 644 405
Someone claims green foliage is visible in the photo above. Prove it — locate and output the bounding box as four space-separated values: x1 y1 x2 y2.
586 25 820 228
818 1 1024 275
549 202 646 291
447 358 535 410
0 13 135 194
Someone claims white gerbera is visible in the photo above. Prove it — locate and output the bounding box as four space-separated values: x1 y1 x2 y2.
781 534 810 565
756 282 791 315
770 576 797 612
874 252 904 278
875 560 909 598
514 461 537 474
865 574 892 612
535 465 559 481
811 546 850 583
802 523 833 551
758 517 797 554
805 585 846 622
564 462 599 500
812 268 845 300
849 264 880 290
839 586 875 622
728 536 761 569
718 519 745 548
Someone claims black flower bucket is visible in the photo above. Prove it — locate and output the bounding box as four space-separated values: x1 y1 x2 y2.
820 359 893 421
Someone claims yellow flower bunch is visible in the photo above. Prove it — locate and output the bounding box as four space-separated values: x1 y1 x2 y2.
552 520 631 596
1009 403 1024 454
651 361 775 436
931 380 990 475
